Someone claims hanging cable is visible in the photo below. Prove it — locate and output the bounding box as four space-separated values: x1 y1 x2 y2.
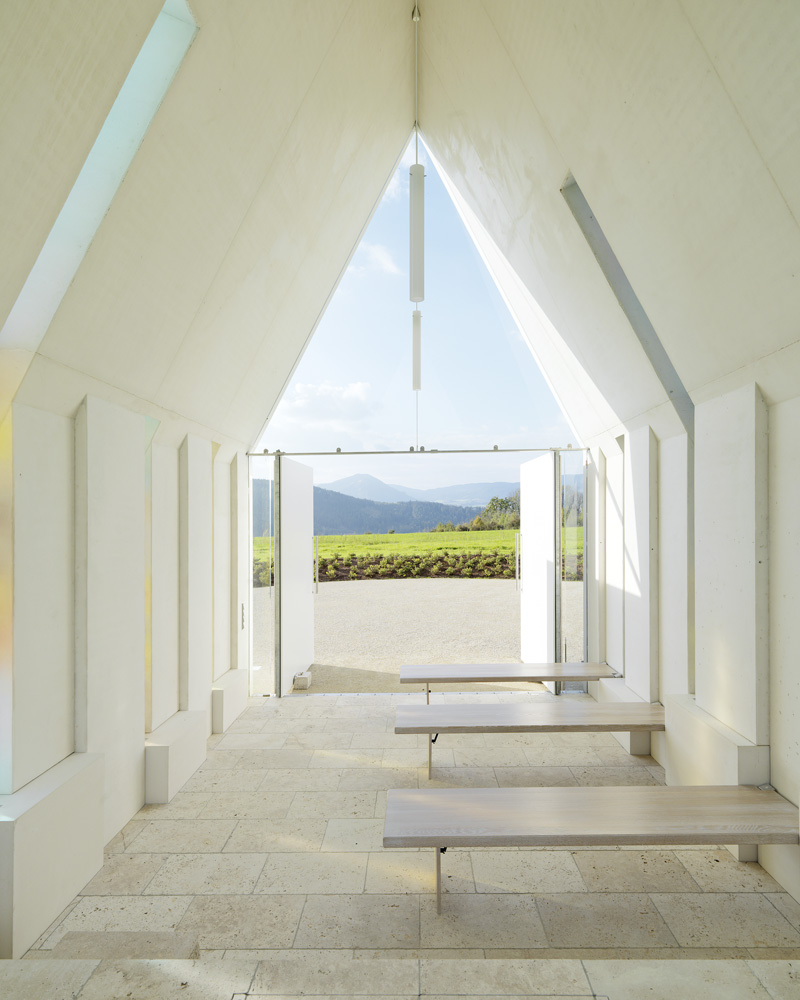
410 2 424 433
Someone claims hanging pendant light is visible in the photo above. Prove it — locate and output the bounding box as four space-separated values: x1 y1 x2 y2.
410 2 424 412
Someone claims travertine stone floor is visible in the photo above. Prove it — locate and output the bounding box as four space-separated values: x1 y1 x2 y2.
10 692 800 998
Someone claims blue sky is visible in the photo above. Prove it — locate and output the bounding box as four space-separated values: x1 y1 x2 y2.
258 139 574 490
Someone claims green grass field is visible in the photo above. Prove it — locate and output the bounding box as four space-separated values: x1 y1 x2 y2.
253 528 519 562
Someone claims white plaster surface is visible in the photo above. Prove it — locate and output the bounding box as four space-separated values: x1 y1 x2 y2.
658 433 692 699
179 435 212 717
151 443 179 732
75 396 145 843
213 457 231 681
604 449 624 674
695 384 769 745
10 403 73 790
211 669 249 734
230 452 249 671
623 426 658 703
145 711 207 805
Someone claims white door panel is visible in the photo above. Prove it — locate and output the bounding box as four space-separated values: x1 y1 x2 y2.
520 452 556 662
277 457 314 696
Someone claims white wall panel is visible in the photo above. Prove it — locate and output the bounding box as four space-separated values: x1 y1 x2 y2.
623 426 659 703
604 449 624 673
179 434 212 718
230 452 249 671
10 404 74 790
151 443 179 731
695 384 769 745
75 395 145 842
520 453 555 662
213 456 231 682
658 433 692 698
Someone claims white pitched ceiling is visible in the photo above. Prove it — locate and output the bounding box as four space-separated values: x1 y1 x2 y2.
5 1 800 451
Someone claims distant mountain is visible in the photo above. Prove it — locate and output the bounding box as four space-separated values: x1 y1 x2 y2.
318 473 411 503
393 481 520 507
319 473 519 508
251 479 480 536
313 488 481 535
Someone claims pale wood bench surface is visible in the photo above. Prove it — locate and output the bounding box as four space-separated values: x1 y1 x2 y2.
400 662 617 685
384 785 799 849
395 700 665 735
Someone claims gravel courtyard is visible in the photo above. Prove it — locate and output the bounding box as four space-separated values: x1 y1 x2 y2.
253 579 583 694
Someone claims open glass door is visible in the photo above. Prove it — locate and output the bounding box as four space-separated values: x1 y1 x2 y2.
274 456 314 696
519 451 556 662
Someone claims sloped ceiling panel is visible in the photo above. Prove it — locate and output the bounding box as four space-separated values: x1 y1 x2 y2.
423 0 800 436
0 0 162 330
27 0 413 447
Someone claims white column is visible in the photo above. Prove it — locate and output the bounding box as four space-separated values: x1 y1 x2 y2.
75 395 145 842
213 456 231 681
230 451 250 671
604 445 624 672
151 442 180 731
179 434 212 717
586 448 606 664
623 425 659 703
695 383 769 745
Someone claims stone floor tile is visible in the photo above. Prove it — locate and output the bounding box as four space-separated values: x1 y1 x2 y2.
568 765 659 786
0 959 99 999
536 893 678 949
76 958 257 1000
338 767 418 790
453 748 530 768
45 931 200 959
104 818 148 853
321 818 386 852
584 959 773 999
593 746 655 766
126 819 237 853
767 894 800 932
144 853 267 894
255 852 367 893
224 818 327 853
355 948 485 959
493 766 574 788
308 748 386 768
647 764 667 784
523 747 604 767
651 893 800 948
137 791 214 816
294 894 420 949
548 731 618 746
471 849 586 893
385 748 456 769
197 791 295 820
366 849 474 894
572 850 701 892
44 896 192 949
287 790 376 819
324 717 390 732
25 899 82 950
177 896 306 949
197 750 245 770
748 959 800 996
674 850 784 892
224 948 355 960
375 789 388 816
251 956 419 995
419 767 498 788
182 768 268 792
350 732 424 749
235 749 315 769
420 956 590 995
419 894 548 949
259 768 343 790
748 949 800 959
215 733 292 750
79 853 169 895
283 732 353 749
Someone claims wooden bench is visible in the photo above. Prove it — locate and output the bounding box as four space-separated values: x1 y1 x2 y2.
400 662 619 701
383 785 799 912
396 700 665 776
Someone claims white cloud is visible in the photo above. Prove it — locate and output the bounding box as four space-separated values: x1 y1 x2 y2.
348 241 402 277
265 381 377 443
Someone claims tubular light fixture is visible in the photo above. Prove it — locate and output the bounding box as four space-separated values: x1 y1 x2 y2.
410 1 424 449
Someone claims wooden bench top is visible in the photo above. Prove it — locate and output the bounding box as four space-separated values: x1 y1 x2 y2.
383 786 799 848
400 663 618 685
395 700 665 734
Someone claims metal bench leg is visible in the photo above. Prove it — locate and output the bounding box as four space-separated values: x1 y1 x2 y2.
435 847 441 913
426 683 430 704
428 734 432 779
